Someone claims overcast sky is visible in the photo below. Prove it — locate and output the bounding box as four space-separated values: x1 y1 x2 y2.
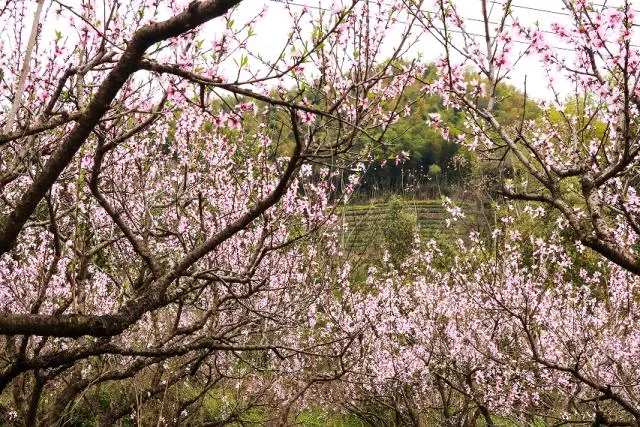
233 0 639 101
11 0 640 103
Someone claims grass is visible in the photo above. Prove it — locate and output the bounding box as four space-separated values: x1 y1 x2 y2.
296 408 369 426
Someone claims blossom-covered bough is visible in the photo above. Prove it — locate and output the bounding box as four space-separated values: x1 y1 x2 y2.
0 0 420 423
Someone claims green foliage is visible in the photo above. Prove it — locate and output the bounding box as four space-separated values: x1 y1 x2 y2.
427 164 442 176
360 66 544 199
382 196 417 266
297 408 368 426
382 71 464 173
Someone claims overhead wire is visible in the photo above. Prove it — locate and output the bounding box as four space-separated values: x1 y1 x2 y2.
267 0 640 51
489 0 640 18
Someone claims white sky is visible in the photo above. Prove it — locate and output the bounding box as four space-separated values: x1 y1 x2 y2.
10 0 640 103
232 0 640 101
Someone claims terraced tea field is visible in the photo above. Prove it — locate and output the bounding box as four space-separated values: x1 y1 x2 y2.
335 198 490 253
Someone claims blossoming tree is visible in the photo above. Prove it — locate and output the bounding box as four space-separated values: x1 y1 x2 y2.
418 0 640 274
324 0 640 425
326 211 640 425
0 0 420 423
